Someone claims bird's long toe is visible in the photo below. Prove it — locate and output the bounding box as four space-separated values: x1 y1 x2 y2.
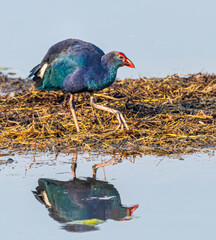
116 123 123 130
116 116 129 131
116 111 129 130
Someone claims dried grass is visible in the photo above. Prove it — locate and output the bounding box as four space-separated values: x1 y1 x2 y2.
0 73 216 156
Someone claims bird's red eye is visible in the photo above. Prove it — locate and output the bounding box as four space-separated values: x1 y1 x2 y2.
118 52 126 60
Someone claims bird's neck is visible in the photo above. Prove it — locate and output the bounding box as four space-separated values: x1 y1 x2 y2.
101 54 118 81
87 64 117 92
104 64 117 78
86 54 118 92
100 63 117 87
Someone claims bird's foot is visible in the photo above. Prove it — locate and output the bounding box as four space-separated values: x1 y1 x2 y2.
116 123 129 130
115 111 129 130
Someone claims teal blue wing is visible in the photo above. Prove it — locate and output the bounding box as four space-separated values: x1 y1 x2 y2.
29 39 104 91
39 52 85 91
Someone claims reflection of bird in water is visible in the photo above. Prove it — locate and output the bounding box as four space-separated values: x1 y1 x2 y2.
71 152 135 179
33 178 138 232
33 153 138 232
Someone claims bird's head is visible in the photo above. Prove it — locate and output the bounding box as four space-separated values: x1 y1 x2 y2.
116 52 135 68
102 51 135 69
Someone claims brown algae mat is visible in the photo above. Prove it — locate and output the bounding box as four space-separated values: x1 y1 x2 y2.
0 73 216 155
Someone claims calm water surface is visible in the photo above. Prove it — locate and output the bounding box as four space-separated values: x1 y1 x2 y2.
0 151 216 240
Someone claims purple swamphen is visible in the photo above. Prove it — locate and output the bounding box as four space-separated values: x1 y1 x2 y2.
33 177 138 232
29 39 135 132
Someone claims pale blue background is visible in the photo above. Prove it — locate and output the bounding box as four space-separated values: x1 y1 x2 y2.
1 0 216 78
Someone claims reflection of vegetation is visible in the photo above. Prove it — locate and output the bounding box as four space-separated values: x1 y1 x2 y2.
0 67 9 70
0 73 216 156
33 178 138 232
0 158 14 165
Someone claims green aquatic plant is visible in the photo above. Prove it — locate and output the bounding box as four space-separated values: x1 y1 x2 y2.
0 67 9 70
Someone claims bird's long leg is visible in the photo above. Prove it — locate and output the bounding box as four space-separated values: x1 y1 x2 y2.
69 94 80 133
71 153 77 178
92 159 120 179
90 92 129 130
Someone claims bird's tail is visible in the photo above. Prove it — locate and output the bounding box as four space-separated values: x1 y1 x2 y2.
29 63 49 89
28 64 41 78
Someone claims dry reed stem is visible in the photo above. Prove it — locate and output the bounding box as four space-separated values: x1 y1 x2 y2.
0 73 216 156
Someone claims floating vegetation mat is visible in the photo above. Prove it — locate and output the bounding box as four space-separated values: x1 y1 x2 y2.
0 73 216 156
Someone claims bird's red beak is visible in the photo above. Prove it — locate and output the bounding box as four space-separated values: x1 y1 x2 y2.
122 204 139 221
118 52 135 68
128 204 139 216
124 57 135 68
